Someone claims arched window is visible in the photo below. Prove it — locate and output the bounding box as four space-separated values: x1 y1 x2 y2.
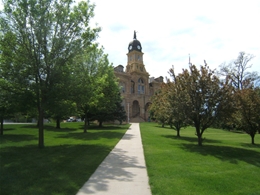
138 78 145 94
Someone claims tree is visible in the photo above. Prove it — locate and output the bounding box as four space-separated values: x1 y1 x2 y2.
73 45 118 132
92 66 124 127
234 88 260 144
150 85 170 127
170 63 233 146
47 100 77 129
219 52 259 90
0 90 12 135
112 100 127 125
0 0 100 147
166 76 189 137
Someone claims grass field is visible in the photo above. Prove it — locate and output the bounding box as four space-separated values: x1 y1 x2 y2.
140 122 260 195
0 122 129 195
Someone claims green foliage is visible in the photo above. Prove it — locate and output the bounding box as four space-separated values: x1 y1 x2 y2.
150 87 170 127
233 88 260 144
73 44 124 130
140 122 260 195
218 52 260 143
167 63 234 145
150 82 188 136
0 0 100 147
0 122 129 195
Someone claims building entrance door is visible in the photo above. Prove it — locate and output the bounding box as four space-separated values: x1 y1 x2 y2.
132 100 140 118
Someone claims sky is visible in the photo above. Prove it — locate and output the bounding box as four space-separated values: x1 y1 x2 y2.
90 0 260 79
1 0 259 79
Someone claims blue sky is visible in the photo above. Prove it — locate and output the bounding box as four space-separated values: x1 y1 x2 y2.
90 0 260 79
1 0 259 79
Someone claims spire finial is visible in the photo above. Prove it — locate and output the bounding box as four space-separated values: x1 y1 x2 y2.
134 30 137 39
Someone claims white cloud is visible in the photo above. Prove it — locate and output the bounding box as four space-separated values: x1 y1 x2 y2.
1 0 259 79
91 0 260 79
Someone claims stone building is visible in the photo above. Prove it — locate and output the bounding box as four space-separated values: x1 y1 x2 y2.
114 31 164 122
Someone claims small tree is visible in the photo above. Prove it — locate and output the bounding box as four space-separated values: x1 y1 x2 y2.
234 88 260 144
170 63 233 146
166 76 189 137
150 85 170 127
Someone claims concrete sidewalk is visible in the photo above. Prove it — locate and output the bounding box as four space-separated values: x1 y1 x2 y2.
76 123 152 195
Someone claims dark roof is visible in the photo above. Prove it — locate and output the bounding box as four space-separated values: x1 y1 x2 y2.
128 31 142 52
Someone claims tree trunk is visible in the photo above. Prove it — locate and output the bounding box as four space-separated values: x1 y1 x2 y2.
251 134 255 145
176 129 180 137
0 117 3 135
38 109 44 148
99 121 102 127
198 133 203 146
56 118 60 129
84 113 87 133
195 125 203 146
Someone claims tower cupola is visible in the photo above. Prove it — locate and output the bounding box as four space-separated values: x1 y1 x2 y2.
128 31 142 52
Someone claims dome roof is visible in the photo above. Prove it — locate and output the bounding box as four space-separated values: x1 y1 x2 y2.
128 31 142 52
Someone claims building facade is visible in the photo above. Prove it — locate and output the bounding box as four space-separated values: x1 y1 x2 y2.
114 31 163 122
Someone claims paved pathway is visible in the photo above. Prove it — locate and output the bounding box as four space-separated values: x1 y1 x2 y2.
76 123 152 195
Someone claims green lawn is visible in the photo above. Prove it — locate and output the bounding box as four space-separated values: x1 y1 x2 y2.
140 122 260 195
0 122 129 195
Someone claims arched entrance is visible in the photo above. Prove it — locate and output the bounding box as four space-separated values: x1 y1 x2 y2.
132 100 140 118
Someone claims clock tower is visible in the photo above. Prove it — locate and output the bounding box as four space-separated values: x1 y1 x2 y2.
113 31 163 123
126 31 149 76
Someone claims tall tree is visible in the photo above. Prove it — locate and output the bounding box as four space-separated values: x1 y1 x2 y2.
92 64 123 127
0 0 100 148
0 89 12 135
170 63 233 146
73 45 116 132
219 52 259 90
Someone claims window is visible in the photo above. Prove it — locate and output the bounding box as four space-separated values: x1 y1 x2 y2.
138 78 145 94
131 81 135 93
120 82 126 93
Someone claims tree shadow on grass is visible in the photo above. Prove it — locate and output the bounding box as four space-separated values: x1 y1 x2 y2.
20 125 38 129
181 143 260 167
20 125 79 132
0 134 37 144
57 131 126 141
162 135 222 144
0 143 140 195
1 127 15 131
79 125 128 131
44 125 78 132
241 143 260 148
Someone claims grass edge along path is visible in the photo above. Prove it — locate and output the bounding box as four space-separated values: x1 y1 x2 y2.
0 122 129 195
140 122 260 195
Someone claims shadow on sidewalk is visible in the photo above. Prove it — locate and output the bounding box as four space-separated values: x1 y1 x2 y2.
78 126 147 194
